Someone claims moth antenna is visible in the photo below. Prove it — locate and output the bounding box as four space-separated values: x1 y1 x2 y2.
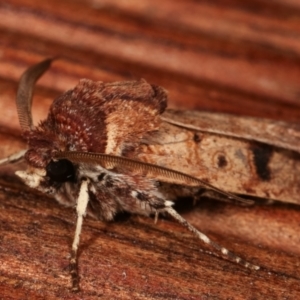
164 206 260 270
70 178 90 292
16 58 54 131
56 151 253 205
0 149 26 166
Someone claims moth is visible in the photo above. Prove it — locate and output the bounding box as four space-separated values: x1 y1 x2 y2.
4 58 298 291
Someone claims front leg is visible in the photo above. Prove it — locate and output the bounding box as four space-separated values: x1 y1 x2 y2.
70 178 90 292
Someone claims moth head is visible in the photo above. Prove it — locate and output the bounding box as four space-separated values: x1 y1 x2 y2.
15 59 77 193
15 158 76 193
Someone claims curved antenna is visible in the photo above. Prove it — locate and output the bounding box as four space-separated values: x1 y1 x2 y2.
55 151 253 205
16 58 53 131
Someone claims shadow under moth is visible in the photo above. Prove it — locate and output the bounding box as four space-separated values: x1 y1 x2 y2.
1 58 299 291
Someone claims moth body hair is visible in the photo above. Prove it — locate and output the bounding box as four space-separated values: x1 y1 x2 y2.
16 169 46 189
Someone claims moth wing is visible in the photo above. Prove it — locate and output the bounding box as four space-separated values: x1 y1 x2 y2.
44 79 167 156
161 110 300 153
98 80 167 156
135 110 300 205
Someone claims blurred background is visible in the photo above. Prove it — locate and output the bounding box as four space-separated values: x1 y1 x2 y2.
0 0 300 134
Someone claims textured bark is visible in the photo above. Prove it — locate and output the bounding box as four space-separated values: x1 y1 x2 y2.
0 0 300 299
1 150 300 299
1 155 300 299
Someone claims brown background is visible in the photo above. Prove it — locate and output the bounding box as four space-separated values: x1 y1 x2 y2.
0 0 300 299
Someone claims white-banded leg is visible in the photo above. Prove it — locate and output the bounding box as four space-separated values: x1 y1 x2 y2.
70 178 90 292
164 206 260 270
0 150 27 165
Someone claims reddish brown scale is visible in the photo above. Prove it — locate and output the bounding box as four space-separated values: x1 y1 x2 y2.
25 79 167 168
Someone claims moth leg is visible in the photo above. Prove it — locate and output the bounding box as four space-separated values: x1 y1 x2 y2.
70 178 90 292
0 149 26 165
194 190 252 206
164 206 260 271
154 211 159 224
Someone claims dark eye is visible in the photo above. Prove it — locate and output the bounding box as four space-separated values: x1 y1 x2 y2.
46 159 75 183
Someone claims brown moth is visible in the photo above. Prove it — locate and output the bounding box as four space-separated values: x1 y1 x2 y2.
5 58 297 291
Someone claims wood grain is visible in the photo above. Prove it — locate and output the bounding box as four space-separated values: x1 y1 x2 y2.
0 133 299 299
0 0 300 299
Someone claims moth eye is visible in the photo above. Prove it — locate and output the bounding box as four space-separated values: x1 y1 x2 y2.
98 173 106 181
46 159 75 183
